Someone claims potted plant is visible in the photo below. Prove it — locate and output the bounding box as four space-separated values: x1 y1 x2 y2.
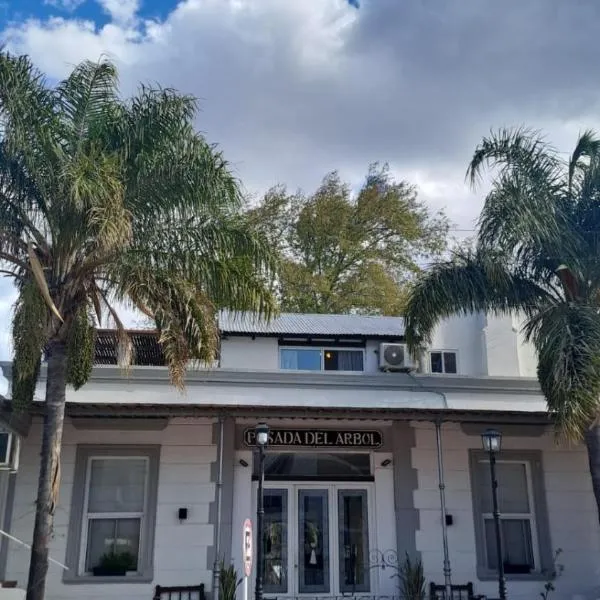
92 550 137 576
398 553 426 600
219 561 242 600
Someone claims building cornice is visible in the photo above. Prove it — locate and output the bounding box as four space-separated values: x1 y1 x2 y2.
0 362 542 395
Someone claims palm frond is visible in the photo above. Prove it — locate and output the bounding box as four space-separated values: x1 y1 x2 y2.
404 249 553 353
523 303 600 440
127 215 277 316
568 129 600 192
56 58 119 154
0 51 56 156
467 127 563 189
477 171 577 281
105 261 221 386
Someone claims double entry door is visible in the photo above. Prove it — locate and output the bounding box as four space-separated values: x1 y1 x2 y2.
261 484 372 597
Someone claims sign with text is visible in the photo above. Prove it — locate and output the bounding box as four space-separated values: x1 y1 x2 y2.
243 428 383 448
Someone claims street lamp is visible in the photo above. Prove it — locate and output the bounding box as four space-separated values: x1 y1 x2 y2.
255 423 269 600
481 429 506 600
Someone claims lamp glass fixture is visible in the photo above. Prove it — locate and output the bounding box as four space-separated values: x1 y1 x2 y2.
255 423 270 446
481 428 502 453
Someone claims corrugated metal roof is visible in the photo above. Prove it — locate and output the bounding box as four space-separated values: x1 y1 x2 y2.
219 311 405 338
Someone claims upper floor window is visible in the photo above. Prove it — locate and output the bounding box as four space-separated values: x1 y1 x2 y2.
280 348 364 371
430 350 457 374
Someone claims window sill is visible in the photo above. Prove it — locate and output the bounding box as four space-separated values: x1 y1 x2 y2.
477 569 547 582
62 573 153 585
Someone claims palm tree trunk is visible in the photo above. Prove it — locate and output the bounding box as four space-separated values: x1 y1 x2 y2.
584 422 600 526
26 340 68 600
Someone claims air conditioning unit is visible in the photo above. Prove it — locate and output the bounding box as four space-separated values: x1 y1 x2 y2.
0 430 20 472
379 343 416 372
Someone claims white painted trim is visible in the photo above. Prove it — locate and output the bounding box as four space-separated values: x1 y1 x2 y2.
78 455 150 576
257 481 375 597
428 349 459 374
479 458 541 573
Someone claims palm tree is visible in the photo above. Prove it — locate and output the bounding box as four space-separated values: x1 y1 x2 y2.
405 127 600 525
0 52 277 600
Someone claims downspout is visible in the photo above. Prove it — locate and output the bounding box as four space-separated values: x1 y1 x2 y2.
212 415 225 600
410 373 453 594
435 417 453 598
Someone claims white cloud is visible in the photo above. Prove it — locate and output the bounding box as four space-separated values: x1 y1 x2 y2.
97 0 140 25
2 0 600 358
43 0 86 11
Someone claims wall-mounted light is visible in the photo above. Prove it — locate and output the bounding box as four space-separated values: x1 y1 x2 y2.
380 458 392 467
178 507 188 522
239 459 249 467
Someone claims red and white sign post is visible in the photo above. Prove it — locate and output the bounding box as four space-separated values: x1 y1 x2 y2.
242 519 253 600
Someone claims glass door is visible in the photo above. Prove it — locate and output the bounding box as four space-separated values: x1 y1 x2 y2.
263 489 288 594
261 484 371 597
298 489 330 594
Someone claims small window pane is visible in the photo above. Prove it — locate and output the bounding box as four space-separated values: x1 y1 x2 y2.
262 453 371 480
479 462 530 514
280 349 321 370
443 352 457 373
484 518 534 573
264 490 288 594
85 518 141 573
88 458 147 513
338 490 370 592
324 350 364 372
430 352 442 373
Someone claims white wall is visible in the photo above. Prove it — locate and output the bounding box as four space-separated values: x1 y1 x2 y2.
513 314 538 378
220 337 279 370
5 418 216 600
429 315 487 376
217 314 537 378
412 421 600 600
221 337 383 374
365 339 381 373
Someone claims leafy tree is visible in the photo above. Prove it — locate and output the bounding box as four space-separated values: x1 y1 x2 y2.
404 127 600 525
246 164 448 314
0 52 276 600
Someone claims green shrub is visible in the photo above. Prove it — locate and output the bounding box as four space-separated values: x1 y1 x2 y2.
220 560 242 600
398 553 426 600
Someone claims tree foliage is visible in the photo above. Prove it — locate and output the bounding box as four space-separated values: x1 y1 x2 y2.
0 51 277 600
405 127 600 442
0 52 277 403
246 164 448 314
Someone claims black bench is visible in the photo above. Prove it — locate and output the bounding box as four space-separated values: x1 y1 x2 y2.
430 582 485 600
153 584 206 600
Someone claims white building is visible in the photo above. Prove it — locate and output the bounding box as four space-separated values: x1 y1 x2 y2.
0 312 597 600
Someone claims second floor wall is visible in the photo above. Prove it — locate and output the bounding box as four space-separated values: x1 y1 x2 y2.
218 312 538 378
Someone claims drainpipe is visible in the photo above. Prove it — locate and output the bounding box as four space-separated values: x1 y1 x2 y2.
435 418 453 598
409 375 453 594
212 415 225 600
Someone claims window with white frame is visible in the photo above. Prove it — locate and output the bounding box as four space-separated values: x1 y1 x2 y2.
429 350 457 374
280 348 364 371
64 446 159 583
470 450 552 579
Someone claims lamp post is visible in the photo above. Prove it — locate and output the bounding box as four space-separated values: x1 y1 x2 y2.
255 423 269 600
481 429 506 600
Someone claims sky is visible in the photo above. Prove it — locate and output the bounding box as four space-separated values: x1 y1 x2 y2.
1 0 600 360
